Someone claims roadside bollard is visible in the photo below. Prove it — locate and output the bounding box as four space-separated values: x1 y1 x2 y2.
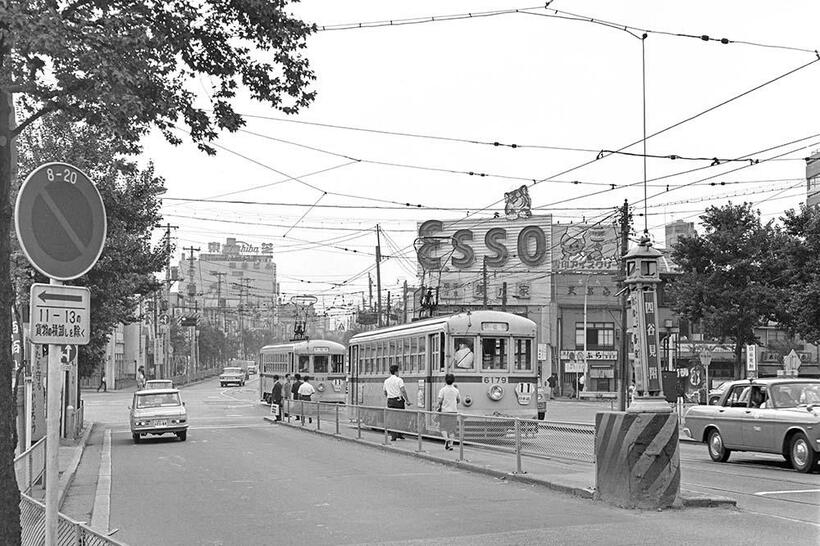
335 404 340 435
514 418 523 474
416 410 423 453
317 402 321 431
357 407 362 439
384 408 390 445
458 414 465 461
300 400 305 427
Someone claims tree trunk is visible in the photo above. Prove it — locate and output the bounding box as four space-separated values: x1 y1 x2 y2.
734 331 744 380
0 90 22 544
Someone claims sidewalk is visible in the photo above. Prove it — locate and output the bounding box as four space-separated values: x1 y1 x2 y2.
263 413 729 509
26 423 93 511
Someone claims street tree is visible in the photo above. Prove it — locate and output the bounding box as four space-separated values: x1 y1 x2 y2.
774 204 820 343
15 114 169 379
668 203 781 377
0 3 315 541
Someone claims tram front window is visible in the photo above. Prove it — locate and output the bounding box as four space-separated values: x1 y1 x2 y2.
314 355 328 373
481 337 507 370
331 354 344 374
298 355 310 373
453 337 475 370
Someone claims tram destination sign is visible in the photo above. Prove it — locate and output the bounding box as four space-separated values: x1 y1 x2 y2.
29 283 90 345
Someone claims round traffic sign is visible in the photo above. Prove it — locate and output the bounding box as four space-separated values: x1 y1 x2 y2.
15 162 107 280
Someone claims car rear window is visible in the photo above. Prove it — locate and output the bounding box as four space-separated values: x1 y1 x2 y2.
136 393 181 409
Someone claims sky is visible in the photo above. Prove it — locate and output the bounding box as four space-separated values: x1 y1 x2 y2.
142 0 820 312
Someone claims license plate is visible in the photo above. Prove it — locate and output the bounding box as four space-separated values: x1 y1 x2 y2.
154 419 168 426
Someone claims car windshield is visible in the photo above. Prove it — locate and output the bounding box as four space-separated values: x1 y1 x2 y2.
223 368 241 374
136 392 181 409
770 383 820 408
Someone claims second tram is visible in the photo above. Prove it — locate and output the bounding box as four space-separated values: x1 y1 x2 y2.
348 310 544 419
259 340 347 404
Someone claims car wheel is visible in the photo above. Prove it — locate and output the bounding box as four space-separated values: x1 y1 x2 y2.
707 429 731 462
177 430 187 442
790 433 817 473
132 433 140 444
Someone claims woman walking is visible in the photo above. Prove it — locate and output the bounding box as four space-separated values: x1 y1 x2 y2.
437 373 460 451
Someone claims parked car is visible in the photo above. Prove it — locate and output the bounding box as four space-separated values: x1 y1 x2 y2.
130 388 188 443
247 364 258 375
145 379 174 390
683 378 820 473
220 367 246 387
708 381 729 405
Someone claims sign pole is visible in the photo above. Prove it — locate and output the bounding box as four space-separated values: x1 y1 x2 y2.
44 278 62 546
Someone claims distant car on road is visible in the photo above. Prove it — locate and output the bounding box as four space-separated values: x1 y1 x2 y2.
145 379 174 390
130 388 188 443
684 378 820 473
247 364 258 375
220 367 246 387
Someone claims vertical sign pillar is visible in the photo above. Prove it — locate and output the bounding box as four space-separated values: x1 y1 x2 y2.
44 279 62 546
623 235 670 414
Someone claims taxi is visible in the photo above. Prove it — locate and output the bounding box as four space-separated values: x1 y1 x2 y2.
130 388 188 443
683 378 820 473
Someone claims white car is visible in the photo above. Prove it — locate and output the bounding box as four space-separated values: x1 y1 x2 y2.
220 367 245 387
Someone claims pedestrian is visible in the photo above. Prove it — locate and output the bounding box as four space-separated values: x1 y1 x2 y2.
578 374 585 393
628 382 636 406
546 373 557 400
437 373 460 450
282 373 292 418
383 364 411 441
136 366 146 390
271 374 283 421
291 373 303 420
97 369 107 392
298 375 316 424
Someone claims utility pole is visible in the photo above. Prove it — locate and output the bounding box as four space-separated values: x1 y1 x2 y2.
211 271 226 331
183 246 199 379
501 282 507 312
155 223 178 379
368 273 373 311
482 257 489 308
402 280 408 324
386 291 391 327
375 225 383 327
618 199 631 411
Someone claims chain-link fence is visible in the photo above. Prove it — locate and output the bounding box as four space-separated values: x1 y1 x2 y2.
280 399 596 472
19 493 128 546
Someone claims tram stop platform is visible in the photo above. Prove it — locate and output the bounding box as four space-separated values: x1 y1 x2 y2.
262 413 735 509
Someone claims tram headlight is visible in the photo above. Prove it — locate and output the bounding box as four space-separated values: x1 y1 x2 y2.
487 385 504 401
317 382 325 392
462 395 473 407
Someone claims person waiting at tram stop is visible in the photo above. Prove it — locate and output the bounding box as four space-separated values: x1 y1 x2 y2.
298 376 316 424
437 373 461 451
291 373 303 420
383 364 412 441
270 375 283 421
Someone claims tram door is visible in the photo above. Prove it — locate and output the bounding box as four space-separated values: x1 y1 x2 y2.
349 345 359 405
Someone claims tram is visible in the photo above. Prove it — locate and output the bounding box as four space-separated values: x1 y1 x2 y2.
348 310 544 420
258 340 347 404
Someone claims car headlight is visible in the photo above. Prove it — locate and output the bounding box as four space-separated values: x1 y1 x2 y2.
487 385 504 401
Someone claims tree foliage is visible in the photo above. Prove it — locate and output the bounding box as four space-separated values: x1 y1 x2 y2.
774 204 820 343
668 203 781 377
0 3 315 542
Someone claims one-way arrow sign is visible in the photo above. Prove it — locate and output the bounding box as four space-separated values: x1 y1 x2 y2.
38 291 83 303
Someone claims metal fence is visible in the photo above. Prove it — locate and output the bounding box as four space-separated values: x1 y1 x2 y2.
19 493 129 546
15 437 128 545
281 399 595 472
14 437 46 495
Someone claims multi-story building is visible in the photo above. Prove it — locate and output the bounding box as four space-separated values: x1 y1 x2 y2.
664 220 695 249
807 150 820 208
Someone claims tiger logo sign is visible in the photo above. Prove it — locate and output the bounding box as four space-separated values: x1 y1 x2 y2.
504 185 532 220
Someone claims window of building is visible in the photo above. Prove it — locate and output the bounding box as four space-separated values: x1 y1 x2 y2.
575 322 615 349
481 338 507 371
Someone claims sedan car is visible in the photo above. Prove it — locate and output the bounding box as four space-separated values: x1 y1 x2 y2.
708 381 729 405
683 378 820 473
145 379 174 390
130 388 188 443
219 367 246 387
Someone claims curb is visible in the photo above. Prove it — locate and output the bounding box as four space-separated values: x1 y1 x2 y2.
263 416 736 509
58 421 94 510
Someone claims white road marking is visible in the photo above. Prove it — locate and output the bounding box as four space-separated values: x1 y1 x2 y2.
742 509 820 528
755 489 820 496
90 429 112 533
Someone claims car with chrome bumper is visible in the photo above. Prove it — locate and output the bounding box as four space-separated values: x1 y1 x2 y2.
683 378 820 473
130 388 188 443
220 367 246 387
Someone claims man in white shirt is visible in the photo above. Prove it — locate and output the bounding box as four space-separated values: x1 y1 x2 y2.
383 364 411 441
298 376 316 424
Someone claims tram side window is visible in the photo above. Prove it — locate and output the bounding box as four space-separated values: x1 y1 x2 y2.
403 338 413 373
298 355 310 373
453 337 475 370
430 335 441 373
314 355 328 373
331 354 344 374
514 339 532 371
481 338 508 370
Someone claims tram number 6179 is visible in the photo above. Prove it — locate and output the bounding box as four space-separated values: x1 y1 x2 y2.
483 376 508 384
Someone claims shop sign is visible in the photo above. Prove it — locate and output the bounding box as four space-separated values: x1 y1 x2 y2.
560 350 617 361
